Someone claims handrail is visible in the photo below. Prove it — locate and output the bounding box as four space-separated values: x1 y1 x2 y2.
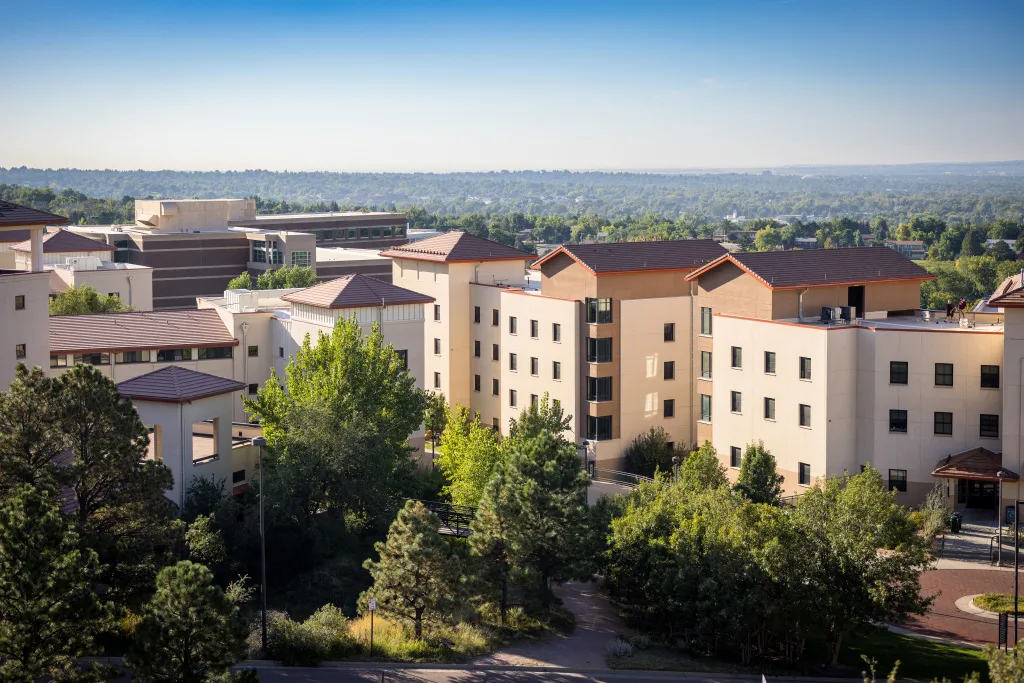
592 468 655 489
193 453 219 466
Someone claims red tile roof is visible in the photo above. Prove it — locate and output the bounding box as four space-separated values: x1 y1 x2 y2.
380 231 532 263
532 240 726 274
50 309 237 354
988 273 1024 308
931 447 1017 482
685 246 933 290
117 366 245 403
281 273 434 309
10 228 116 253
0 200 69 228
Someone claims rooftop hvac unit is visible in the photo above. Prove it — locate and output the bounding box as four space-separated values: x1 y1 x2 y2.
65 256 102 271
820 306 833 323
838 306 853 322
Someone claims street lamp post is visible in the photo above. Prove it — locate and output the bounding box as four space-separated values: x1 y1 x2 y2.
251 435 268 657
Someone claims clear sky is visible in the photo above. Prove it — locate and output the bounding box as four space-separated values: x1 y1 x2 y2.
1 0 1021 172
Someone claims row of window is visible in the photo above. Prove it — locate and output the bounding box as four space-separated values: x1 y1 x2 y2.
723 348 812 380
888 409 1000 438
49 345 236 368
469 341 564 379
313 226 405 242
702 393 812 427
470 306 564 342
889 361 1000 388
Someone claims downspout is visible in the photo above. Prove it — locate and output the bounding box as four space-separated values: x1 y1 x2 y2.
179 403 186 509
798 288 809 322
127 275 134 308
690 279 696 447
240 322 249 422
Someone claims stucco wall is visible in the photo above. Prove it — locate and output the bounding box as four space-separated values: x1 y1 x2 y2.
51 266 154 311
0 271 51 387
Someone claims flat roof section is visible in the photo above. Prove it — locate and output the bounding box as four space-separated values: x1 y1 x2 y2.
50 308 237 354
229 211 406 226
727 312 1003 334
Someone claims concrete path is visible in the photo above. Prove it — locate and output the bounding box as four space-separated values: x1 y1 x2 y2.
472 582 631 670
901 569 1015 645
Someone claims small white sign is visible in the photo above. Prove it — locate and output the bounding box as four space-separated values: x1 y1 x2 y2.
368 598 377 611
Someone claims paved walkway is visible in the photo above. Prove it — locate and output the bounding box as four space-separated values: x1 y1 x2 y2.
902 569 1014 645
473 582 630 669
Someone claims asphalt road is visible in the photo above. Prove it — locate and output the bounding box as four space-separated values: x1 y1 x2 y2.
253 667 797 683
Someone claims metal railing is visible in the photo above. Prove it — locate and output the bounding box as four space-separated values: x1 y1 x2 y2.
410 499 476 537
193 453 219 466
591 468 655 489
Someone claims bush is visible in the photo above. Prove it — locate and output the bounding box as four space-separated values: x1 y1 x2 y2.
304 604 360 659
348 614 490 662
630 633 651 650
607 638 635 658
255 606 359 666
623 428 683 478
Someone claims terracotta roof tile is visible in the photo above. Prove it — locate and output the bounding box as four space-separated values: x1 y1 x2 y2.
50 309 237 354
533 239 726 274
281 273 434 309
988 273 1024 308
0 229 30 243
117 366 245 403
686 246 933 289
931 447 1017 482
10 228 116 253
380 231 532 263
0 200 69 228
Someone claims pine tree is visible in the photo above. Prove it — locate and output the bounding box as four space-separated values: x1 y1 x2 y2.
127 561 247 683
0 365 66 495
362 501 462 638
734 440 785 505
0 485 109 683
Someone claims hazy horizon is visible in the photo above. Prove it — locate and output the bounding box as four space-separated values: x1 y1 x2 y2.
2 0 1022 172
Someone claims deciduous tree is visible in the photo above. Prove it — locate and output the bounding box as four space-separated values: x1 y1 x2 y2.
436 405 504 507
733 440 784 505
49 284 132 315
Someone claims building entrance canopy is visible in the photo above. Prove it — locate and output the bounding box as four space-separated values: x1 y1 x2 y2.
932 447 1018 483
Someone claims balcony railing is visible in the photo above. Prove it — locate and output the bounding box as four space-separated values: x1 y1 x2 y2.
193 454 219 466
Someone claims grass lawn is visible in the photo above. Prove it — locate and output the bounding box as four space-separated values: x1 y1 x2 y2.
839 629 988 682
608 646 760 674
973 593 1022 615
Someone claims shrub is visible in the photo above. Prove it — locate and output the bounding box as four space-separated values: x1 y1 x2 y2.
256 605 360 666
629 633 651 650
607 638 634 658
304 604 359 659
348 614 491 662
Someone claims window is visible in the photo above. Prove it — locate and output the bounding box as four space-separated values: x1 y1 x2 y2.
290 250 311 267
15 344 26 359
509 353 518 371
981 414 1000 438
433 304 441 321
799 463 811 486
157 349 192 362
108 292 119 300
530 357 538 376
233 469 246 484
553 361 561 380
586 297 613 324
664 360 675 380
982 365 1000 388
279 347 284 358
731 391 742 413
49 354 67 368
474 306 481 323
701 351 712 379
248 383 259 395
935 363 953 387
700 394 712 422
74 352 109 365
530 320 539 338
664 322 675 342
531 394 539 407
890 361 908 385
474 374 481 392
552 323 561 342
433 338 441 355
586 337 613 363
764 397 776 420
664 399 675 418
587 376 612 402
934 411 953 435
492 343 499 361
198 346 232 360
433 372 441 389
492 309 499 326
889 469 908 493
188 420 216 465
248 345 259 357
587 415 613 441
799 404 811 428
799 357 812 380
889 409 908 433
730 446 741 468
14 295 25 310
731 346 742 369
395 349 408 370
115 350 151 364
509 316 518 334
764 351 776 374
509 389 517 407
323 230 333 241
492 417 499 430
492 378 499 396
700 307 712 335
474 340 481 357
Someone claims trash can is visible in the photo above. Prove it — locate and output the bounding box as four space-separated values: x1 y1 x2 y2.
950 511 963 534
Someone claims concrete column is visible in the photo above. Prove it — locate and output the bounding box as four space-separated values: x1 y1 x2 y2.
29 227 44 272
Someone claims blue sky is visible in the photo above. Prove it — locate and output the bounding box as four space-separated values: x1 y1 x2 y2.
1 0 1021 171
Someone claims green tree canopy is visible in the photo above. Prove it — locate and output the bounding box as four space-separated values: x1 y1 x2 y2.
0 365 67 495
226 271 253 290
49 284 132 315
436 404 504 507
623 427 682 478
0 485 109 683
255 265 316 290
733 440 784 505
127 561 248 683
423 391 448 452
679 441 728 490
362 501 462 638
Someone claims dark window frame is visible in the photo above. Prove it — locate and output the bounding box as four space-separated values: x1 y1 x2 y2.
981 414 1000 438
586 337 613 363
664 399 675 418
934 411 953 435
700 307 712 335
730 391 742 413
701 351 712 379
764 351 776 374
799 403 811 427
664 322 675 342
587 415 613 441
888 469 908 493
764 396 776 420
935 362 953 387
700 394 712 422
799 357 812 380
890 361 909 385
664 360 675 380
889 409 908 433
586 297 613 324
730 446 741 468
587 376 613 402
981 365 1000 388
731 346 742 369
799 462 811 486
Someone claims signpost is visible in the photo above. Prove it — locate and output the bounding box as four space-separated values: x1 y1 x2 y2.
368 598 377 657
